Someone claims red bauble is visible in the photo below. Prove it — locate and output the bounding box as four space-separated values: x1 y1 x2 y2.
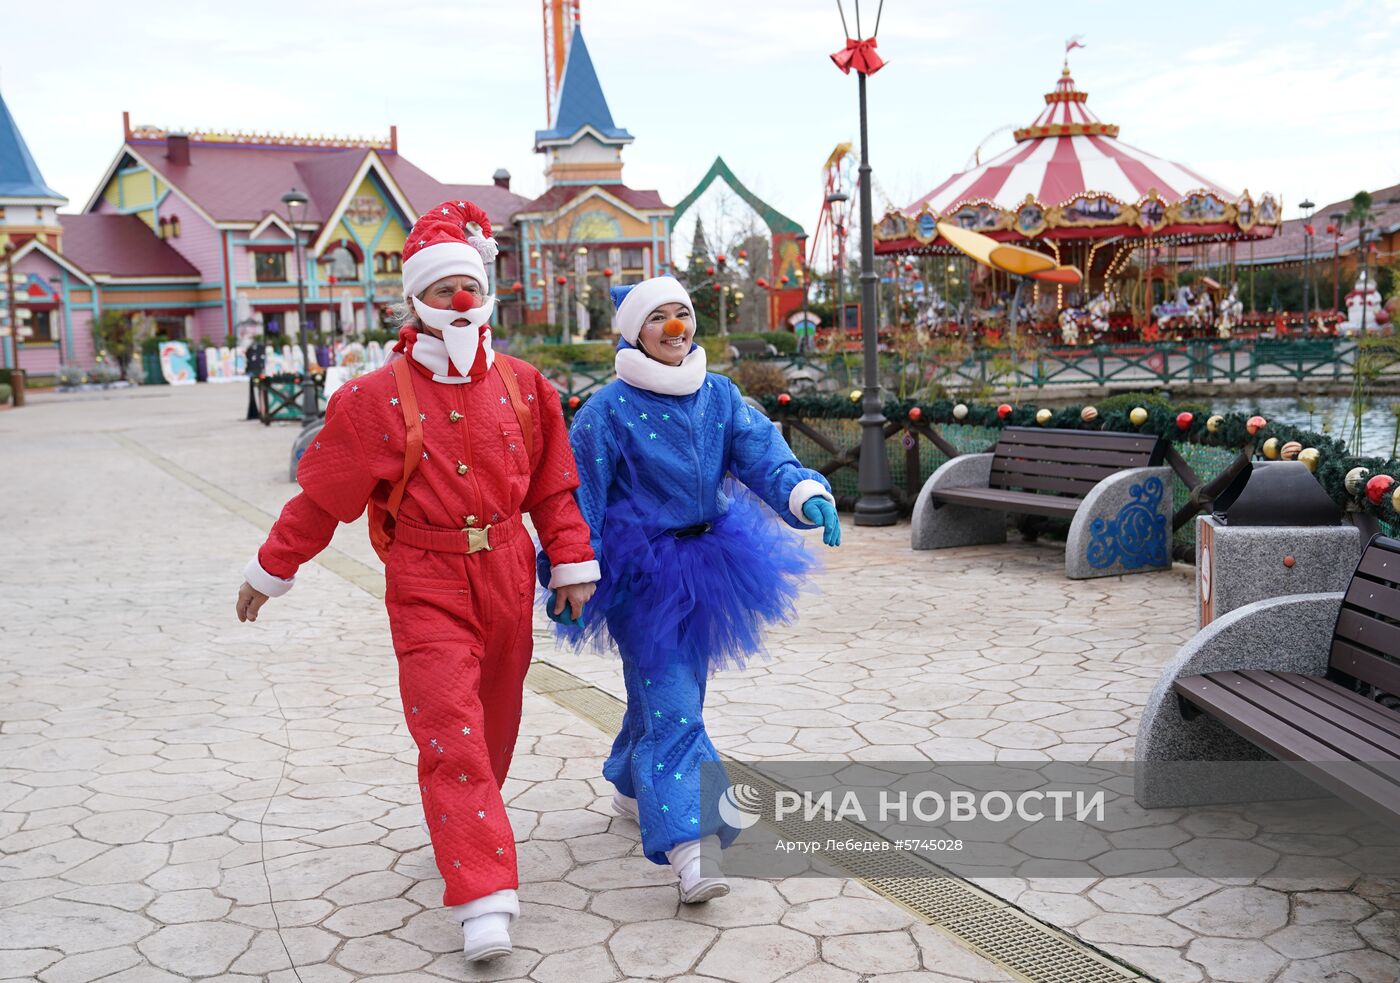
1246 415 1267 435
780 276 790 285
706 266 716 275
738 249 748 260
603 267 613 277
997 403 1013 419
909 406 923 422
510 280 523 292
756 278 769 288
450 289 474 312
717 254 727 264
1176 412 1193 431
712 283 723 292
777 392 792 406
556 275 567 285
1367 474 1396 505
567 395 581 409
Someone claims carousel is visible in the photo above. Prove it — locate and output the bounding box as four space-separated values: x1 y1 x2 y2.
874 60 1284 342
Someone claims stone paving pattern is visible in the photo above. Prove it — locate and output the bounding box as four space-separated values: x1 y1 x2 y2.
1 384 1396 983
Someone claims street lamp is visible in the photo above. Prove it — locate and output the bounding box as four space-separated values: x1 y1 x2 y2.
830 0 896 524
826 191 850 333
1359 228 1378 336
1299 198 1314 328
1330 211 1345 311
280 187 318 423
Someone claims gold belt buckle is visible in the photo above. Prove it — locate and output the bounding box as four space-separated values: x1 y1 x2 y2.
465 525 492 554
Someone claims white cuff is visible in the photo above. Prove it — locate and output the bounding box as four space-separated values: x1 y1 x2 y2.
548 560 601 589
788 479 836 525
243 556 295 598
450 888 519 923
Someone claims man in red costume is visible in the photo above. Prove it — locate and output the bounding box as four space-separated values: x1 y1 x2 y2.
235 201 598 963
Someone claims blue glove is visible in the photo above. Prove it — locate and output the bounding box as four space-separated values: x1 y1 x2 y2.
801 496 842 547
546 590 585 627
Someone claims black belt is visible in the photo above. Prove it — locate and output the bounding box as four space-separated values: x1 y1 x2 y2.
668 522 712 538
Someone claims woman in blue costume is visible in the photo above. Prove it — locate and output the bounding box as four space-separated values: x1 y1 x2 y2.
537 275 842 903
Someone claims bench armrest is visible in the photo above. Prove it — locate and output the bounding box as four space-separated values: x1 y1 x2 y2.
915 452 994 504
1135 592 1342 758
1065 465 1174 578
911 453 1001 551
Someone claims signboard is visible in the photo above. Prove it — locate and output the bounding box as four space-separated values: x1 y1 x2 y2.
158 340 196 385
347 196 387 226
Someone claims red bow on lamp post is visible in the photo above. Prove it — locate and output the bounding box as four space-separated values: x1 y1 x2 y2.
830 36 885 75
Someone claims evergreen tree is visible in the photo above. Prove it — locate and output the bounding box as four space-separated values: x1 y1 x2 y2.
683 218 720 334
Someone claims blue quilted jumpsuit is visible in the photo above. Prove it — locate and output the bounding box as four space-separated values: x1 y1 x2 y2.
540 366 832 863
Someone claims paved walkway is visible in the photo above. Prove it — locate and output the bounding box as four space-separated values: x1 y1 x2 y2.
0 383 1396 983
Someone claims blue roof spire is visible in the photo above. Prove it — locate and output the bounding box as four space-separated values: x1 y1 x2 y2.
534 27 633 146
0 90 64 202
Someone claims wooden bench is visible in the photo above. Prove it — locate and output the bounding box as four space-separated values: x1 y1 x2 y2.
1169 535 1400 821
911 426 1172 579
726 339 777 359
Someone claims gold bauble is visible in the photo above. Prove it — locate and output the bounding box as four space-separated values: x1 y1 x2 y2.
850 389 863 402
1206 414 1223 433
1035 408 1053 426
1262 437 1280 460
1345 466 1371 494
1298 448 1320 474
1129 407 1148 426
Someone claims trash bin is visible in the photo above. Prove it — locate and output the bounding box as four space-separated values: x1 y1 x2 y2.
1196 461 1360 629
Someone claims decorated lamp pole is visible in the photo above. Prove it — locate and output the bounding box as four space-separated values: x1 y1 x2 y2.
281 187 318 422
831 0 896 525
1299 199 1314 327
1330 212 1344 311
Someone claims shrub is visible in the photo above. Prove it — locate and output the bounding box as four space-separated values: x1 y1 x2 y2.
0 383 11 404
726 360 788 397
57 365 88 387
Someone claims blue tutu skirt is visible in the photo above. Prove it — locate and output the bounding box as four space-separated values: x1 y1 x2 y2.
548 482 817 677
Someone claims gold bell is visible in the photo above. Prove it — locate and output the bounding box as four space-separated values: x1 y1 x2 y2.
449 410 463 423
456 461 469 475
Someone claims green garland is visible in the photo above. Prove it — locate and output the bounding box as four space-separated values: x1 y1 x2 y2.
559 388 1400 522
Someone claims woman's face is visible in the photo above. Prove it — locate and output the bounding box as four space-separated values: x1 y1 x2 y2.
417 274 484 338
636 301 694 366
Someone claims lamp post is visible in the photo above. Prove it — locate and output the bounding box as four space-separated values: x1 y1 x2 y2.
1330 211 1345 312
830 0 896 525
281 188 317 422
2 242 23 406
1299 199 1314 328
1359 228 1377 336
827 191 849 334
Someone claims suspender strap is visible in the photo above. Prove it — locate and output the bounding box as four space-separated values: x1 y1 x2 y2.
494 355 535 464
386 357 423 518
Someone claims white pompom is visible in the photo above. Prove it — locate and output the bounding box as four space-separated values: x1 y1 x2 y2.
468 234 499 264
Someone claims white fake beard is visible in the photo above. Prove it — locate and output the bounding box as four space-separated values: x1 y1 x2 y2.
411 296 496 377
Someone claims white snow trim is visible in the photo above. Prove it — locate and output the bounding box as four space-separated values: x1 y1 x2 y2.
548 560 601 589
244 556 295 598
614 276 694 343
402 240 488 299
613 345 707 395
789 479 836 525
449 888 519 924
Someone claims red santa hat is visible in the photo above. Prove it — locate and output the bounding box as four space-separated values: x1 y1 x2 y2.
401 200 500 300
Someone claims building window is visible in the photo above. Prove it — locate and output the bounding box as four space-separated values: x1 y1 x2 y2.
154 315 186 340
587 250 611 271
27 309 53 342
386 252 402 273
373 252 386 274
621 247 644 269
254 251 287 283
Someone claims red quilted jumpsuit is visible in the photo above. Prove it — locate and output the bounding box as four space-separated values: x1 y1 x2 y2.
250 332 595 906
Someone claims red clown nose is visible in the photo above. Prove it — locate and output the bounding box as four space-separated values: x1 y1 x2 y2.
662 318 686 337
451 289 475 312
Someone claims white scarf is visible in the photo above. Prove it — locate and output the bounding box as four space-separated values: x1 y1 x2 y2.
407 330 495 384
613 344 707 396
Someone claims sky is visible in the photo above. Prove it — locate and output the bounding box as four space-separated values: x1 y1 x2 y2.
6 0 1400 263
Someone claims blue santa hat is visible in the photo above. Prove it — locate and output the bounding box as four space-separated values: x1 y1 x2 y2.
610 275 693 345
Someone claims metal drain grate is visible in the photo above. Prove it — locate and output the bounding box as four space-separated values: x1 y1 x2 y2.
527 659 1151 983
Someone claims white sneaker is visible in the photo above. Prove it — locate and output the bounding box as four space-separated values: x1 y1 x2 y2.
667 835 729 904
612 791 640 821
461 911 512 961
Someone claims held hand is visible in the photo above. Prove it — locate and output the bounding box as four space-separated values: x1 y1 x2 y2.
236 581 270 623
550 582 596 626
801 497 842 547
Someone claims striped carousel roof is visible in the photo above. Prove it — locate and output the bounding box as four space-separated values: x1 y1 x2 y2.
908 69 1234 215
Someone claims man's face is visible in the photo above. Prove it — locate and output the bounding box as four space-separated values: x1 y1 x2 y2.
419 275 485 335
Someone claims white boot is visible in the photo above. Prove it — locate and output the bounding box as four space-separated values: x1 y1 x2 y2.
612 790 640 821
451 889 518 962
667 835 729 903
